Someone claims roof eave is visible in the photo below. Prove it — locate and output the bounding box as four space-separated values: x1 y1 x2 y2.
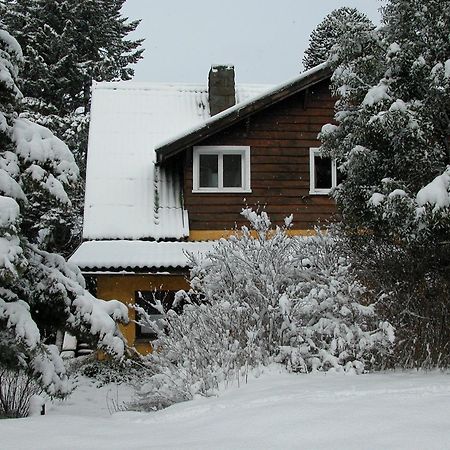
156 65 332 164
79 266 190 274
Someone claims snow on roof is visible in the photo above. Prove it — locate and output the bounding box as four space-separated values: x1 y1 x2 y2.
69 240 217 270
83 80 272 241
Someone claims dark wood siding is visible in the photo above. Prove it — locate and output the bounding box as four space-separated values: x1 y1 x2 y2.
183 79 338 231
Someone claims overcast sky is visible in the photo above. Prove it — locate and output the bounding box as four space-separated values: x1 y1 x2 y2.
122 1 383 85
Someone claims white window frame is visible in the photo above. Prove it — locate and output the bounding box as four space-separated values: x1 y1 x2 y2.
309 147 337 195
193 145 251 193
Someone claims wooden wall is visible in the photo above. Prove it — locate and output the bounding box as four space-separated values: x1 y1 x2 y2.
183 79 338 233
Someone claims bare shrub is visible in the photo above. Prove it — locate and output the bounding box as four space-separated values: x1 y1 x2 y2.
341 233 450 368
0 368 43 418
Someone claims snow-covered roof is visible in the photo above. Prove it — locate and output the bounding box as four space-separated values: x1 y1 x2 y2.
83 81 272 241
69 240 217 271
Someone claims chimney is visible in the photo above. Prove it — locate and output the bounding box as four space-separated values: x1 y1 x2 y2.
208 65 236 116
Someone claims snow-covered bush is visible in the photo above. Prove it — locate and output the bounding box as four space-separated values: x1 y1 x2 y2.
277 232 394 373
131 210 393 411
0 27 128 398
74 355 148 387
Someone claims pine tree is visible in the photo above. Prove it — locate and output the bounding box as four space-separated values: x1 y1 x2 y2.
1 0 143 114
0 27 128 396
302 7 374 71
320 0 450 242
319 0 450 367
0 0 144 254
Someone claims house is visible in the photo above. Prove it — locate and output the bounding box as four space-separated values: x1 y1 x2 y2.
69 63 336 354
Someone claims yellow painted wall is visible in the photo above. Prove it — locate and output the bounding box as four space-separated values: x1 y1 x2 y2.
96 273 189 354
188 229 317 241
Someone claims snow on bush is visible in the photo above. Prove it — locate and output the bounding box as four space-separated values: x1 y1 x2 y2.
416 166 450 211
132 210 394 411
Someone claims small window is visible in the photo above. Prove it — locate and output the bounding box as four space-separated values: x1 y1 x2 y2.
135 290 175 340
309 148 337 195
193 146 251 193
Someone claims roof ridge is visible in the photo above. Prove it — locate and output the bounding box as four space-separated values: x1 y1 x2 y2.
92 81 207 92
92 80 274 92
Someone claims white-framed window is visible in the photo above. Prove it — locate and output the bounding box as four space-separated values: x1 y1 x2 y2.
309 147 337 195
193 146 251 193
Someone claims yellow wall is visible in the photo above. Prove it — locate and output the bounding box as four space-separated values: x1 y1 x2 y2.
96 273 189 354
188 229 317 241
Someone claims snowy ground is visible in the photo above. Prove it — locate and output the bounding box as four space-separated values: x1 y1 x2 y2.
1 368 449 450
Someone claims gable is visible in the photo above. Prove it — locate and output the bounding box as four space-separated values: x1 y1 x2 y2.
181 79 337 232
156 63 331 164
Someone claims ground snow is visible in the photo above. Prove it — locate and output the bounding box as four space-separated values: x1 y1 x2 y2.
0 369 449 450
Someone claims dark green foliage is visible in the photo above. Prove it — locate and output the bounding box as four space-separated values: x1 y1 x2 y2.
303 7 374 70
340 233 450 368
1 0 144 255
320 0 450 243
0 27 128 396
1 0 144 114
320 0 450 367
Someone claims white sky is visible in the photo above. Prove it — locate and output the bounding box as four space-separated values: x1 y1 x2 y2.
122 0 383 85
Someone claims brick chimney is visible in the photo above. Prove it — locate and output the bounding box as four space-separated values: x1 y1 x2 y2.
208 65 236 116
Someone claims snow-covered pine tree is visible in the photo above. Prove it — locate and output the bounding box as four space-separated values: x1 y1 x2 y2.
0 27 129 397
0 0 144 254
319 0 450 366
302 7 374 71
320 0 450 241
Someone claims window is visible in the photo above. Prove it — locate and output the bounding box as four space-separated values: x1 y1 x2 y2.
193 146 251 193
309 147 337 195
135 290 175 339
